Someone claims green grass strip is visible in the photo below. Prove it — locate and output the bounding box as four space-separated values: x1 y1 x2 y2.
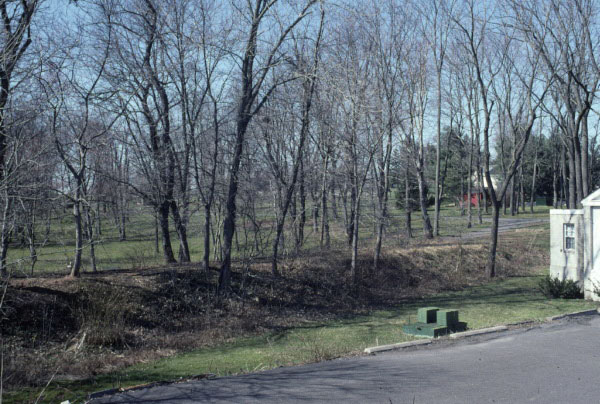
6 273 597 404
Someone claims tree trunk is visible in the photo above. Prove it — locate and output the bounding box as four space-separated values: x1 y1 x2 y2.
330 158 339 219
467 134 474 228
298 157 306 246
346 182 356 246
405 163 413 238
119 209 126 241
170 200 190 263
203 204 211 271
0 191 11 278
581 110 590 198
373 210 384 270
96 202 102 236
154 212 159 254
272 218 284 276
374 124 393 270
573 133 584 206
158 202 176 264
530 142 538 213
0 226 9 278
312 201 319 234
434 68 442 236
510 178 515 216
71 188 83 277
568 140 577 208
416 168 433 239
219 116 250 293
520 164 525 213
85 206 97 273
476 159 483 223
561 143 569 208
290 190 298 249
350 197 361 287
459 155 465 216
27 223 36 275
320 154 330 249
487 202 500 278
553 160 558 208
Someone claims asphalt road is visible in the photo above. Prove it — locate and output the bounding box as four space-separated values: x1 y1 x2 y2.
457 217 547 240
91 313 600 404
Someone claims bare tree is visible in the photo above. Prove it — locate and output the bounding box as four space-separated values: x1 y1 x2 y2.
40 6 120 277
511 0 598 206
0 0 40 277
218 0 318 293
418 0 455 236
453 0 549 277
0 0 39 182
107 0 192 264
266 6 324 275
398 36 434 239
369 0 407 269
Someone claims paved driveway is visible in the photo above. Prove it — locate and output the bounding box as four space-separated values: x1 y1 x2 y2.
458 217 547 240
92 313 600 403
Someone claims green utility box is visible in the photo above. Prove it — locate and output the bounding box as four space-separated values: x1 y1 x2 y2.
417 307 439 324
402 307 467 338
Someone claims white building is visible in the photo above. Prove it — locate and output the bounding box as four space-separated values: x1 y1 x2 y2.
550 188 600 300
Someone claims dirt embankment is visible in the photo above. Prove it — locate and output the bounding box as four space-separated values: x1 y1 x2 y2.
0 228 547 390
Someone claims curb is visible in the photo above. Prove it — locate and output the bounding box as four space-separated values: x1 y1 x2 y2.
364 339 431 354
506 320 536 327
449 325 508 339
545 308 599 322
364 325 510 354
88 382 173 401
365 308 600 355
88 388 120 400
87 374 216 401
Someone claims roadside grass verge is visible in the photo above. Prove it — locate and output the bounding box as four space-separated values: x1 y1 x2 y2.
7 271 597 404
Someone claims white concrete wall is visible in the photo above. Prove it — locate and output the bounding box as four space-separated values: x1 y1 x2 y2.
549 210 584 284
577 189 600 300
583 206 600 300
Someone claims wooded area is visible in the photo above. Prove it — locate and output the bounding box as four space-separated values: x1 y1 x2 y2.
0 0 599 288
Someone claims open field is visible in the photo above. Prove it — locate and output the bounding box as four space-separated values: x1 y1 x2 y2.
3 203 552 274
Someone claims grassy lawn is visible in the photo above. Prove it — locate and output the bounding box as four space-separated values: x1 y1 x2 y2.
5 204 553 274
8 271 598 404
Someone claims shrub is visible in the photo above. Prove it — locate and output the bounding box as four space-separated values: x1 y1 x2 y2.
76 284 130 347
538 275 583 299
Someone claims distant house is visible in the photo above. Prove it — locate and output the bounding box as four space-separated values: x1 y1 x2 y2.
471 172 500 192
459 192 485 208
550 188 600 301
458 173 499 208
